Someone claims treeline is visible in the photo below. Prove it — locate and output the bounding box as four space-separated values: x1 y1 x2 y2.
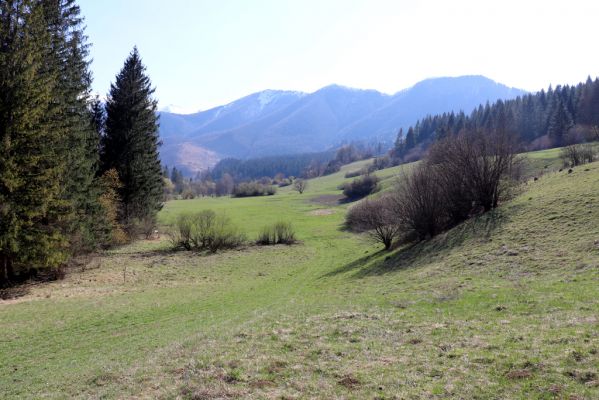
162 143 381 199
210 142 383 183
392 77 599 162
0 1 162 286
210 151 335 182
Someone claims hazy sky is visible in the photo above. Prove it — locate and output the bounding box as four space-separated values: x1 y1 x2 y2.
79 0 599 113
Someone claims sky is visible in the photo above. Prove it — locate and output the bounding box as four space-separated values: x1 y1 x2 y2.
79 0 599 114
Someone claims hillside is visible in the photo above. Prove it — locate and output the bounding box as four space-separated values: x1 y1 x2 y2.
1 152 598 399
160 76 526 173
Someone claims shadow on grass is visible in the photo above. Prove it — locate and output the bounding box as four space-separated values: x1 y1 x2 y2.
0 285 30 300
327 207 515 279
308 193 369 207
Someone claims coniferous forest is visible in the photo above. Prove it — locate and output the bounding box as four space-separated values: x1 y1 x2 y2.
392 78 599 161
0 1 162 286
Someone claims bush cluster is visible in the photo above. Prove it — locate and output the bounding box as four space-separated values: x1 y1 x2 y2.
169 211 246 253
169 212 298 252
341 174 380 199
344 170 362 178
232 182 277 197
256 222 297 245
560 143 596 167
346 129 521 249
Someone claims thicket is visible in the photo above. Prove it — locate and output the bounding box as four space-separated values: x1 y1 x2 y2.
344 170 362 178
346 197 400 250
347 129 520 249
232 182 277 197
169 213 298 251
256 222 297 245
341 175 380 199
168 211 246 253
559 142 596 167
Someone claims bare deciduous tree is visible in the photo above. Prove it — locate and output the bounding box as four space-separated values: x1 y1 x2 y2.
560 143 595 167
388 165 446 240
293 178 308 194
428 129 519 212
346 196 402 250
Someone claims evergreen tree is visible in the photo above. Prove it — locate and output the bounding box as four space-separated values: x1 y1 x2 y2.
90 96 105 141
405 127 416 150
42 0 105 252
392 127 405 158
101 47 163 232
547 98 573 146
0 1 68 284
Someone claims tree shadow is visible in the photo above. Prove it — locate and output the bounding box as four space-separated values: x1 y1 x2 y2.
0 285 30 300
328 207 516 279
337 196 362 205
321 248 388 278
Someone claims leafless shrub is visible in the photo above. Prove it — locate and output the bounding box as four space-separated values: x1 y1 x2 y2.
346 196 402 250
256 221 297 245
428 129 520 213
232 182 277 197
293 178 308 194
388 165 447 240
344 170 362 178
342 174 380 199
169 211 245 252
138 215 157 239
560 143 595 167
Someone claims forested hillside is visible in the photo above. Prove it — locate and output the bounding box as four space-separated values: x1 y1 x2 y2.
392 77 599 161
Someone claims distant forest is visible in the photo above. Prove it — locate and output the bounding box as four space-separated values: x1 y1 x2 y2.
392 77 599 161
207 141 385 182
209 151 335 182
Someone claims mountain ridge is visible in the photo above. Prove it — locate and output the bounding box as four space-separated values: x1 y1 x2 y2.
159 75 527 173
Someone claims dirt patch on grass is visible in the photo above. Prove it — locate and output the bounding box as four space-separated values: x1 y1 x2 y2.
506 369 533 379
337 374 361 389
308 209 335 216
309 194 345 206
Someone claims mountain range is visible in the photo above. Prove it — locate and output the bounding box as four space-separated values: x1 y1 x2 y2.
159 75 526 174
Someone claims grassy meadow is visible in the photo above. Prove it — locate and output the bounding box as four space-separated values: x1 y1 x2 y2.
1 152 598 399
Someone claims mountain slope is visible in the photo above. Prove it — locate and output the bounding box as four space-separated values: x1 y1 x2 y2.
339 75 526 141
160 76 526 173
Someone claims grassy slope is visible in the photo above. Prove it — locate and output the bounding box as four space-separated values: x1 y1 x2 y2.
1 155 598 399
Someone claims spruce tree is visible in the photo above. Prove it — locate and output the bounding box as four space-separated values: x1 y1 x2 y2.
405 127 416 150
0 1 68 283
42 0 105 253
547 99 573 146
101 47 163 232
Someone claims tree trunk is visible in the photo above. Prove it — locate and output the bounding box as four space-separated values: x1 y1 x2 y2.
1 255 11 287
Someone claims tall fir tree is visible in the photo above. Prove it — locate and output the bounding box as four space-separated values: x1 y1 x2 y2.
0 1 68 284
547 98 574 146
42 0 105 253
404 127 416 150
101 47 163 232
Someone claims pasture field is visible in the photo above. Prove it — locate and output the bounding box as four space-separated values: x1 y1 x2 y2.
1 154 598 399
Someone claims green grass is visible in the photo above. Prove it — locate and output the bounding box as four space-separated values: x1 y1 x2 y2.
1 153 598 399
